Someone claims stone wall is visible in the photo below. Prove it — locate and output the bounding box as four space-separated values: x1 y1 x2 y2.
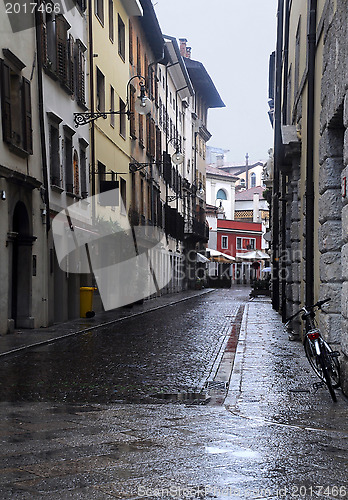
319 0 348 392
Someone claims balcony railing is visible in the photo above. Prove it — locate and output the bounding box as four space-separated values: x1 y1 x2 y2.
184 217 209 241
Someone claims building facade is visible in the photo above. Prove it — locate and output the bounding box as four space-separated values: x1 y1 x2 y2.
270 0 348 391
0 10 48 333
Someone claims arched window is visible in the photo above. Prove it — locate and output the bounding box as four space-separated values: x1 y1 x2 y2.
240 178 246 187
216 188 227 200
250 172 256 188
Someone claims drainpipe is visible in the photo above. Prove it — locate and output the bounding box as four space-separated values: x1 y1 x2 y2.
272 0 284 311
88 0 95 218
34 8 50 232
305 0 317 307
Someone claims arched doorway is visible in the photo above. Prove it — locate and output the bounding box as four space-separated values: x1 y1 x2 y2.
11 202 34 328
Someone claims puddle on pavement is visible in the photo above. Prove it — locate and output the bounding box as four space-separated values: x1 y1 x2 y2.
150 392 210 404
205 446 259 459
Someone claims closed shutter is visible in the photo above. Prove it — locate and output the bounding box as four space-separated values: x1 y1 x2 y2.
56 15 68 84
67 34 74 94
0 59 12 144
40 18 48 66
129 20 133 65
150 118 155 158
76 41 86 106
22 77 32 154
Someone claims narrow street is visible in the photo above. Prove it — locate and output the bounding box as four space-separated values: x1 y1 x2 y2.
0 288 347 499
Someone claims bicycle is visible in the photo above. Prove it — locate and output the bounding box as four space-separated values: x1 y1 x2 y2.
285 298 341 402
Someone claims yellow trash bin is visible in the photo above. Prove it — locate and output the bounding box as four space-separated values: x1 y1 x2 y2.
80 287 96 318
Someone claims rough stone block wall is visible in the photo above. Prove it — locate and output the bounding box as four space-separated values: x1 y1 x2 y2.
319 0 348 393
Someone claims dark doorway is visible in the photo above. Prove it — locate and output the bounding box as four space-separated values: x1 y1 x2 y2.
11 202 32 328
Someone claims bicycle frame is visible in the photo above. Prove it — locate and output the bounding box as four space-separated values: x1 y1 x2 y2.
285 298 340 402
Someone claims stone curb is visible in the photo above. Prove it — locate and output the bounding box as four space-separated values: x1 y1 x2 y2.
224 302 249 409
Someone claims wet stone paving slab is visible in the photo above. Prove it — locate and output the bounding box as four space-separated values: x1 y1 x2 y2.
0 290 348 498
0 289 246 404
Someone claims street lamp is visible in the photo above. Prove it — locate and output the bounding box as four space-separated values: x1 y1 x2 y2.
74 75 151 127
167 137 184 166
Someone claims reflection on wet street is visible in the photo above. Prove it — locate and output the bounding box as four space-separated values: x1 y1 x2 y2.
0 288 248 404
1 289 348 499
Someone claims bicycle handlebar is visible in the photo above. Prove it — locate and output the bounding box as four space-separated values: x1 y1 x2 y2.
284 298 331 324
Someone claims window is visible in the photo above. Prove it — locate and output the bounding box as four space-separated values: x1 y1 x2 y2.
120 177 126 214
76 40 86 107
98 161 106 194
73 150 79 196
250 172 256 188
119 98 126 138
237 237 256 250
129 20 133 64
49 124 60 186
110 86 115 127
80 146 88 198
294 18 301 93
222 236 228 249
95 0 104 24
118 15 125 61
0 55 33 155
216 189 227 200
136 37 141 75
64 131 74 193
240 178 246 187
139 114 144 146
129 85 136 138
96 67 105 112
41 13 86 105
56 15 70 84
108 0 113 42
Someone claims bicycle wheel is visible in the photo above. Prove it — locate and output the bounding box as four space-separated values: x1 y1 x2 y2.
304 337 324 380
304 338 340 388
321 341 340 389
319 352 337 402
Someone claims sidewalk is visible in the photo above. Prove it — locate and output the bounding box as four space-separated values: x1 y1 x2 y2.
225 296 348 430
0 288 214 358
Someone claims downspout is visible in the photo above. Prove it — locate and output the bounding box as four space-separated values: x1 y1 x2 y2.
88 0 95 217
272 0 284 311
280 0 290 321
34 8 50 232
305 0 317 307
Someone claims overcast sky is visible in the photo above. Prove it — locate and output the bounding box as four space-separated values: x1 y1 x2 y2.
153 0 278 165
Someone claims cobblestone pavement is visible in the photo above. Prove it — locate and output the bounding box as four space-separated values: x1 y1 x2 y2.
0 292 348 499
0 288 247 403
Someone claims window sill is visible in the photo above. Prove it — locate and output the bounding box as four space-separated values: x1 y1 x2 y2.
7 142 29 159
51 184 64 194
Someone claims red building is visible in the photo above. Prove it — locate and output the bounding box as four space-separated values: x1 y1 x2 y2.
217 220 263 257
216 219 265 283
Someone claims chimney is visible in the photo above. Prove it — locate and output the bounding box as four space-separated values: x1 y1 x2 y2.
179 38 188 57
186 47 192 59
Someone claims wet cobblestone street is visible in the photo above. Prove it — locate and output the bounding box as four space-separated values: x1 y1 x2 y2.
0 288 247 404
0 289 348 499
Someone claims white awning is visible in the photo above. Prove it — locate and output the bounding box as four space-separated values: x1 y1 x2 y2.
236 250 269 260
197 253 210 263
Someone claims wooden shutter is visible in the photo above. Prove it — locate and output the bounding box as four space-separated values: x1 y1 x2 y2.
67 34 74 94
22 77 33 154
56 15 68 84
40 17 48 66
76 41 86 106
150 118 155 158
129 20 133 65
0 59 12 144
129 85 136 138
